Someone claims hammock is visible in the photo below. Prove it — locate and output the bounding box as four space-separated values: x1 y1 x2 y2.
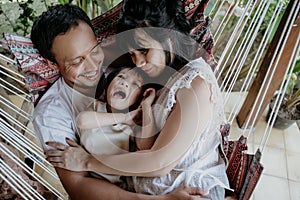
0 0 299 199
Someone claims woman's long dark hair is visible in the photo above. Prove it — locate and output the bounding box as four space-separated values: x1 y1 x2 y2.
118 0 191 35
116 0 197 72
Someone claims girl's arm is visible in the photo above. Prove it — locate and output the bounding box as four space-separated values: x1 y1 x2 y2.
76 110 138 129
135 88 157 150
47 77 213 177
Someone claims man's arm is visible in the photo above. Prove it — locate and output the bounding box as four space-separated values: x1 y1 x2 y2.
55 168 138 200
55 167 208 200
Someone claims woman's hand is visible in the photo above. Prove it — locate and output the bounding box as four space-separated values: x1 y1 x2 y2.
164 186 210 200
45 138 92 172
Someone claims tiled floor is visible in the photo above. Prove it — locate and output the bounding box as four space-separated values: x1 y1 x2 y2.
255 124 300 200
228 107 300 200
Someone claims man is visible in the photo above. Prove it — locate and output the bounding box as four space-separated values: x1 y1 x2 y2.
31 4 208 200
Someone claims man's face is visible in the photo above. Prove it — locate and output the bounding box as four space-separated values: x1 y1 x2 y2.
51 21 104 93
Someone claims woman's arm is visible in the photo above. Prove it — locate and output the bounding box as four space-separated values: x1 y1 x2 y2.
47 77 213 176
135 88 157 150
76 110 138 129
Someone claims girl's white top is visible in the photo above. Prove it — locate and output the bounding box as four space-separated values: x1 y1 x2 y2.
80 102 132 183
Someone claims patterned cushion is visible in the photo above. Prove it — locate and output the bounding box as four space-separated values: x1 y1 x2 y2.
1 33 60 103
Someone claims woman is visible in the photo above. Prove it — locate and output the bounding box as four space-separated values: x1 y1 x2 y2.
46 0 230 199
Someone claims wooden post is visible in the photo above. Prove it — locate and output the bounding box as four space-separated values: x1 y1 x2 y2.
236 0 300 128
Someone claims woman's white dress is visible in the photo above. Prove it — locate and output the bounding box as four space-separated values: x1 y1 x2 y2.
128 57 230 195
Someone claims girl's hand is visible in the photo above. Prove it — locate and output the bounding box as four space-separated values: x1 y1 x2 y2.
124 108 142 125
141 88 156 107
45 138 91 172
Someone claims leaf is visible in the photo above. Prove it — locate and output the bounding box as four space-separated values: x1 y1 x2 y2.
293 59 300 74
1 2 22 22
0 13 13 33
95 0 109 13
29 0 49 16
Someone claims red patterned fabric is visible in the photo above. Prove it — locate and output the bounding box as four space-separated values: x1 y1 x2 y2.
238 150 264 200
226 135 248 185
1 33 60 103
92 3 122 44
220 123 231 155
184 0 208 19
185 0 217 68
224 135 264 200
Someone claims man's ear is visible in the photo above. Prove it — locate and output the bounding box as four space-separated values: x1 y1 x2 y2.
45 59 59 70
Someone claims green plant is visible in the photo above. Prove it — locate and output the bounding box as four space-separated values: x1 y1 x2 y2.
285 58 300 109
0 0 57 36
266 57 300 129
58 0 121 19
0 0 121 37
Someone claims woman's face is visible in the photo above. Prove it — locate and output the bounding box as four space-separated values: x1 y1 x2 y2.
128 29 166 78
107 68 144 111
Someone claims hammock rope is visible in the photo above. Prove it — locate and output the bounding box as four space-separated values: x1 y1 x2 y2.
214 0 253 74
260 33 300 152
227 2 284 123
0 0 299 199
241 0 300 138
221 0 271 101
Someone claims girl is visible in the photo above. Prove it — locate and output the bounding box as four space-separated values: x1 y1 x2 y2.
77 66 157 183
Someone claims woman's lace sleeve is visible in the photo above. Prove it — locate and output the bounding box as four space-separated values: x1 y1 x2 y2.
153 57 226 132
168 58 221 109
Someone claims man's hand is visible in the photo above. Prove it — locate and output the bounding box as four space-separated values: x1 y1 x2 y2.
45 138 91 171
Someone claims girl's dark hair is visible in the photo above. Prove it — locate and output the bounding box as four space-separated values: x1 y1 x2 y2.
30 4 94 63
116 0 197 71
97 65 161 113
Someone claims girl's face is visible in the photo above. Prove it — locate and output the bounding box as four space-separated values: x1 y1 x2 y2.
107 68 144 110
128 29 166 78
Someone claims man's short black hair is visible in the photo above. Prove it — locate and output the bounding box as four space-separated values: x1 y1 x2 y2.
31 4 94 63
